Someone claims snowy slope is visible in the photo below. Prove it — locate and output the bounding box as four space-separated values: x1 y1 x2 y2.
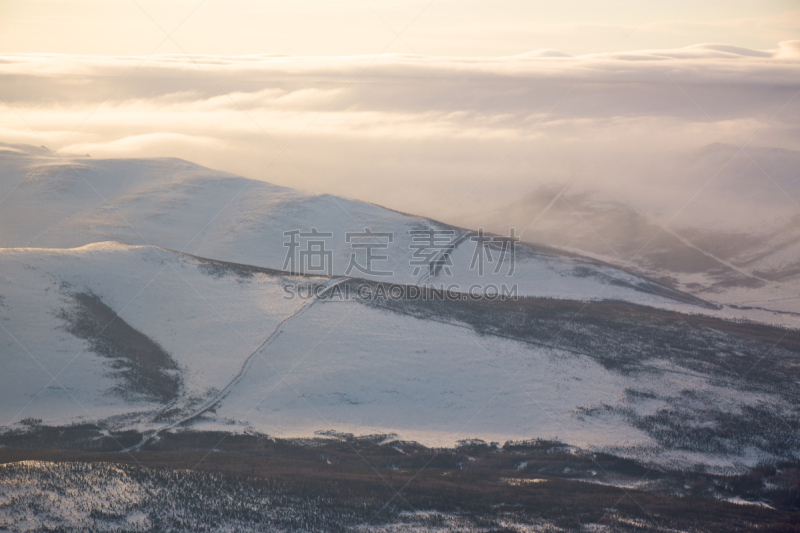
0 242 308 429
0 143 711 311
1 143 797 470
0 244 797 470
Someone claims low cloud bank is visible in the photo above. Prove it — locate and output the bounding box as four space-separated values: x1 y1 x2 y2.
1 42 798 221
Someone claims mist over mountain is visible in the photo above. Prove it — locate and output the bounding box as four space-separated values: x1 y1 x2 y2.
452 143 800 319
2 42 799 221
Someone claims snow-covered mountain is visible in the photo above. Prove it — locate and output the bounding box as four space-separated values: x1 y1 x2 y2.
1 143 798 472
0 142 713 309
0 242 797 471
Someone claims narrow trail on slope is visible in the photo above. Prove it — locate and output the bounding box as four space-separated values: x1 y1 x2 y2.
119 234 483 453
120 277 350 452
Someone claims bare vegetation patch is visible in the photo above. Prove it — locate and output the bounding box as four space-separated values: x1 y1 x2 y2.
57 291 181 403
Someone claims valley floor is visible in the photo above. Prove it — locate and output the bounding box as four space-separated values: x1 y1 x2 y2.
1 430 797 533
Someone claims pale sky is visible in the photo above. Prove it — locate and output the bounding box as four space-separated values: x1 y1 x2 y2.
1 0 798 57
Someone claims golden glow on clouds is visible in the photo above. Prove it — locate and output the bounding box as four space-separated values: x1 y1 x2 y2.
0 1 798 220
1 45 798 219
